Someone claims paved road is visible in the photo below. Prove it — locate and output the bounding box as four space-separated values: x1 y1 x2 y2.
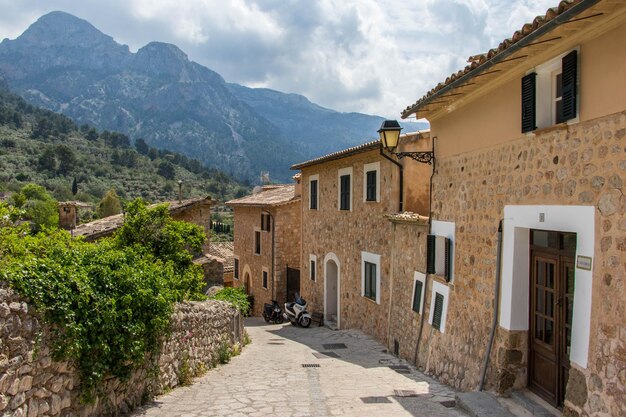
132 318 468 417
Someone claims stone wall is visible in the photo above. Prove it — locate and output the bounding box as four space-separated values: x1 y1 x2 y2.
232 202 301 317
423 110 625 416
300 148 400 342
0 285 243 417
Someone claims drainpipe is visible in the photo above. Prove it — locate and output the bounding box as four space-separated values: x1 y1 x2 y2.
413 136 436 366
478 219 504 391
380 148 403 212
262 209 276 302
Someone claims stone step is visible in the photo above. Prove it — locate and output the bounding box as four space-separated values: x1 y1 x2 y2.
455 392 515 417
504 390 561 417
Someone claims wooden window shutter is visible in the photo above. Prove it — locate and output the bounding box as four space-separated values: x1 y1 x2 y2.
521 73 536 133
561 50 577 122
432 292 444 331
412 280 423 313
427 234 436 274
444 237 452 282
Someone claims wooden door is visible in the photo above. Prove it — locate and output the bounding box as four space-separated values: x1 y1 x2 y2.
529 230 576 408
286 267 300 302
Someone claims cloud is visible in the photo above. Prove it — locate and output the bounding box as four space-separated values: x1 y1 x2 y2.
0 0 561 118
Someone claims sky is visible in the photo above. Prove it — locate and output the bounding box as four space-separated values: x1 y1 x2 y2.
0 0 558 119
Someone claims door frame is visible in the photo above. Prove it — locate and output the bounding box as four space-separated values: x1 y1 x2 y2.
323 252 341 329
500 205 594 370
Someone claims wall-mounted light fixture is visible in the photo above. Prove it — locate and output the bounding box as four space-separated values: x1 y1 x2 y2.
378 120 434 165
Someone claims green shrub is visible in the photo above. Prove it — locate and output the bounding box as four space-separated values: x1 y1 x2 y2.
0 200 206 400
209 287 250 316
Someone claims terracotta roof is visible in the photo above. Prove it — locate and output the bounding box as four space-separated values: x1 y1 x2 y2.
226 185 299 207
290 132 425 170
401 0 602 119
72 196 212 240
206 242 235 272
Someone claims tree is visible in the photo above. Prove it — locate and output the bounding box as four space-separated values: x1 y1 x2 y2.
71 177 78 196
135 138 149 155
147 147 158 161
97 189 122 218
157 161 176 180
85 128 98 141
55 144 77 174
12 183 58 231
38 147 57 172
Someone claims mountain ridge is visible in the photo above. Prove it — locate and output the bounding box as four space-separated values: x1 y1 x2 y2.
0 11 427 182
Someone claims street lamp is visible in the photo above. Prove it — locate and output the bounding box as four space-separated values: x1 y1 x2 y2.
378 120 434 165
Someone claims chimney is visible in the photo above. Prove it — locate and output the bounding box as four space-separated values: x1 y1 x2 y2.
58 202 77 230
293 173 301 198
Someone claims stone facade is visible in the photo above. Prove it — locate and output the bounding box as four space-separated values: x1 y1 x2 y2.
414 111 625 416
0 285 243 416
296 132 431 342
228 185 301 317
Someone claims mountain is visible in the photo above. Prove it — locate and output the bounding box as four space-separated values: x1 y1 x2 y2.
0 11 427 183
0 84 248 213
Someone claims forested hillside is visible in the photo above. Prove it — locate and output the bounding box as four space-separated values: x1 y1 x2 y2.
0 83 248 221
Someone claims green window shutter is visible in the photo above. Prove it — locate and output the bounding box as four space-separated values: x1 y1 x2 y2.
364 261 376 300
427 235 436 274
340 175 350 210
412 280 423 313
521 73 536 133
310 180 318 209
561 50 578 122
234 258 239 279
366 170 377 201
432 292 444 331
444 237 452 282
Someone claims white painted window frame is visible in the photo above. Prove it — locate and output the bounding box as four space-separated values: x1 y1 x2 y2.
363 161 381 203
530 46 580 129
309 254 317 281
431 220 456 283
428 280 449 333
361 251 381 304
337 167 353 211
309 174 319 210
411 271 426 314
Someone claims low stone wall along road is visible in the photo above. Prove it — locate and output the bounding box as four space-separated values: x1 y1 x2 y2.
133 318 468 417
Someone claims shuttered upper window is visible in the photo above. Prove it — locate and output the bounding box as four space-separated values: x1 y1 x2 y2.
429 280 449 333
522 49 579 133
309 175 319 210
363 161 380 203
338 167 352 211
412 272 426 314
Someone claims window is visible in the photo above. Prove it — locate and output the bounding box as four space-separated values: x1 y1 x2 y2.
412 272 426 314
254 230 261 255
427 220 455 282
429 280 449 333
309 175 319 210
234 258 239 280
522 49 578 133
363 162 380 202
361 251 381 304
338 167 352 211
309 254 317 281
262 269 268 289
261 213 271 231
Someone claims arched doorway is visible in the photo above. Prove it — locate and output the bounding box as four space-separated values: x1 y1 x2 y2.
324 253 340 329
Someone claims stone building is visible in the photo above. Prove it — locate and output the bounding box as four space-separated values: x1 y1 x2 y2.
58 201 92 230
226 179 301 317
393 1 625 415
72 196 213 253
291 131 432 337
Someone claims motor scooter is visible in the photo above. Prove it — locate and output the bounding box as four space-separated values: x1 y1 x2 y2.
262 300 284 324
283 293 312 328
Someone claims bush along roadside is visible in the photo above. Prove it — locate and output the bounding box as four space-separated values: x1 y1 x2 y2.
209 287 251 317
0 200 207 401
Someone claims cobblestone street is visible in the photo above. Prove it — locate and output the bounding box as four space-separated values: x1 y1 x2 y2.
132 318 468 417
